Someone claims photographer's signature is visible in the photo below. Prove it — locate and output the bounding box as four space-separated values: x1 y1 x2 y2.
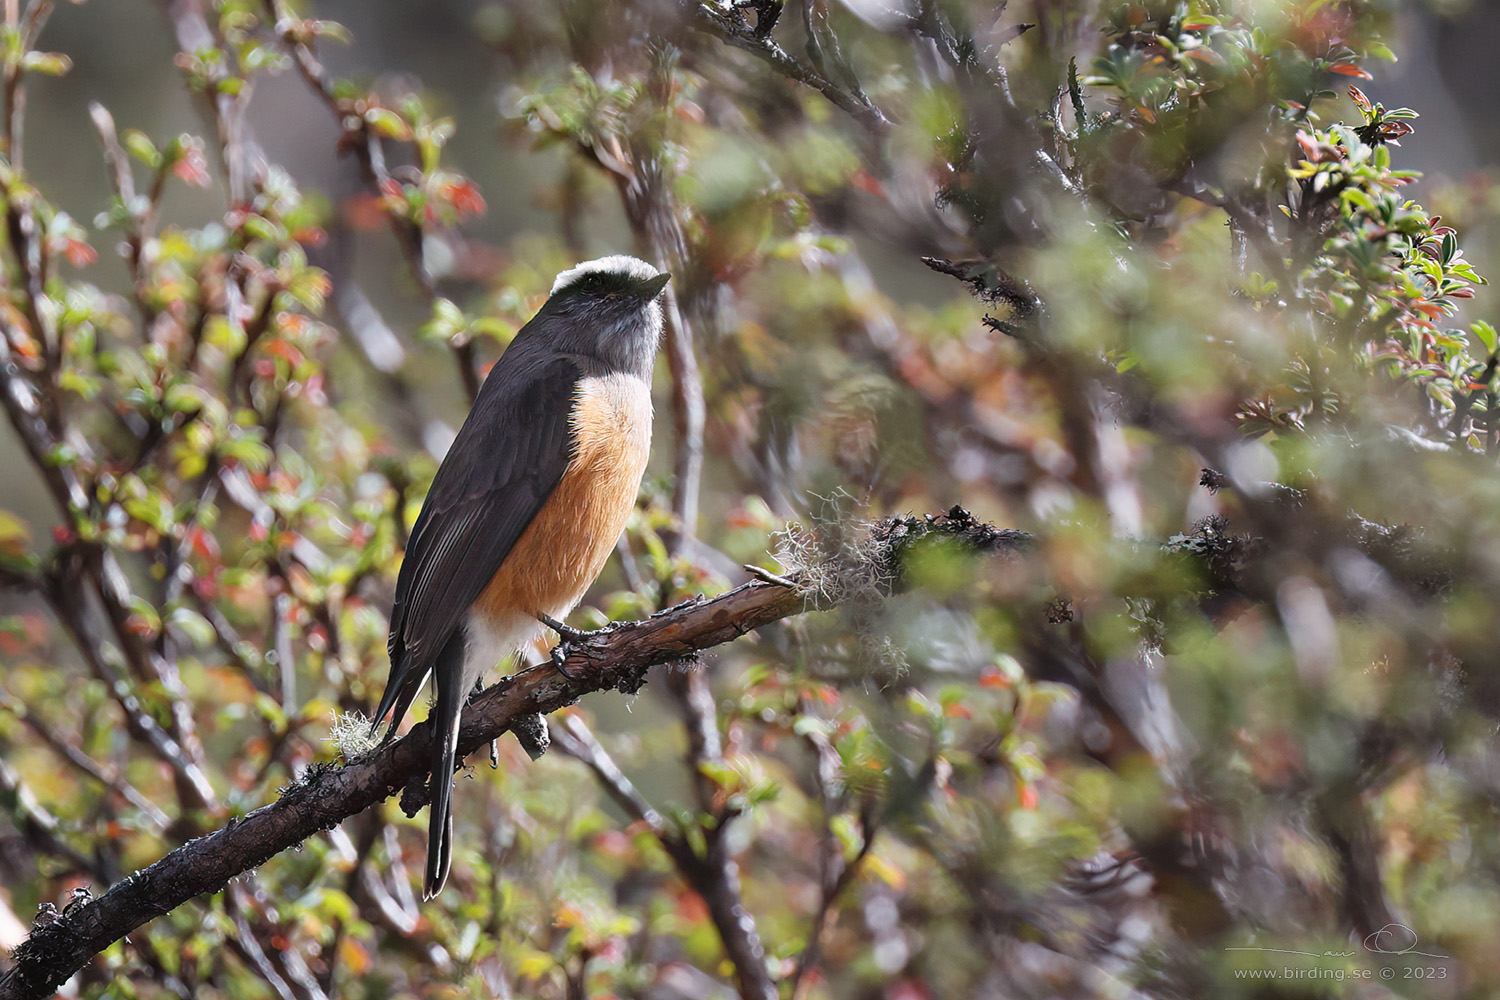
1226 923 1446 960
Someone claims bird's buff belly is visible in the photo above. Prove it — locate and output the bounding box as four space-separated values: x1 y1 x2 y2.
471 372 651 631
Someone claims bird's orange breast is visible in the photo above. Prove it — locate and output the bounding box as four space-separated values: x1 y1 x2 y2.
471 372 652 625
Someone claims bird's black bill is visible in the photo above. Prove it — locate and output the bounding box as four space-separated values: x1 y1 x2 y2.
638 272 671 299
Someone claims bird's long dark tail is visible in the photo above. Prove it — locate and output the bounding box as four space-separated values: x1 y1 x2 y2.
424 628 467 898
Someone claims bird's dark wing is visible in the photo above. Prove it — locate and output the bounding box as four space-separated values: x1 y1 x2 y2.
374 354 581 730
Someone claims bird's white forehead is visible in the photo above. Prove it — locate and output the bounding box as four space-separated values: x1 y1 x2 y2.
551 254 662 295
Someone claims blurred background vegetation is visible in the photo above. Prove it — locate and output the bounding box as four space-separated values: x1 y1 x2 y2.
2 0 1500 996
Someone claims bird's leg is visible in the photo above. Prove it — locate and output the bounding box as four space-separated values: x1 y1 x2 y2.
469 677 500 769
537 612 604 680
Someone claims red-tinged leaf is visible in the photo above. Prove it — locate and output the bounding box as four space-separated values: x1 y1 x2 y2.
186 524 220 562
276 313 307 337
60 237 97 268
978 669 1012 689
439 177 486 219
591 829 631 858
124 614 155 637
378 177 403 200
1019 782 1039 810
301 373 327 405
172 145 212 187
1449 288 1475 299
1329 61 1372 79
337 938 371 976
1348 85 1371 112
944 702 973 719
887 979 931 1000
851 169 884 196
52 525 74 544
345 193 386 230
595 937 626 964
1135 104 1157 124
291 226 327 247
673 890 710 923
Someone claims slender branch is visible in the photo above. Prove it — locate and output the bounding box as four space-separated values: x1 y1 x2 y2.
679 0 890 133
0 753 98 879
266 0 481 402
667 663 777 1000
0 328 220 809
2 0 55 172
550 715 666 832
658 288 705 551
608 49 705 553
155 0 255 201
787 719 876 1000
0 690 170 830
87 102 156 322
559 698 777 1000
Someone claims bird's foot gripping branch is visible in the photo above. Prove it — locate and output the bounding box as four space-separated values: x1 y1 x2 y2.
0 508 1028 1000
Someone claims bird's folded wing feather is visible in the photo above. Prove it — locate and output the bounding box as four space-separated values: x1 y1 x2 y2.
377 355 581 726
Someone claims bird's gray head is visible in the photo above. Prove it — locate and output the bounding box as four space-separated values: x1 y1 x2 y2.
533 255 669 377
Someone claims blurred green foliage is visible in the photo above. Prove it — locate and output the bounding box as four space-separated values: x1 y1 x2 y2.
0 0 1499 997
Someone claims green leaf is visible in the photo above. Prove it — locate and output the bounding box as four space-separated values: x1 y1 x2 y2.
364 107 412 141
21 51 72 76
1473 321 1497 354
121 130 161 169
166 606 215 649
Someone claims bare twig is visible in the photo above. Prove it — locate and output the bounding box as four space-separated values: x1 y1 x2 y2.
0 690 171 830
550 714 666 833
155 0 257 201
0 325 220 810
266 0 481 402
666 663 778 1000
1 0 55 171
0 753 98 879
787 719 876 1000
679 0 891 133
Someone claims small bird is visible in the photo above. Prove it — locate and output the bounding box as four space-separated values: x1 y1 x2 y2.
373 255 668 897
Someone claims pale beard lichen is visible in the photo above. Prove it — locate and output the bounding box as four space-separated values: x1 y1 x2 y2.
772 509 908 677
331 711 381 761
